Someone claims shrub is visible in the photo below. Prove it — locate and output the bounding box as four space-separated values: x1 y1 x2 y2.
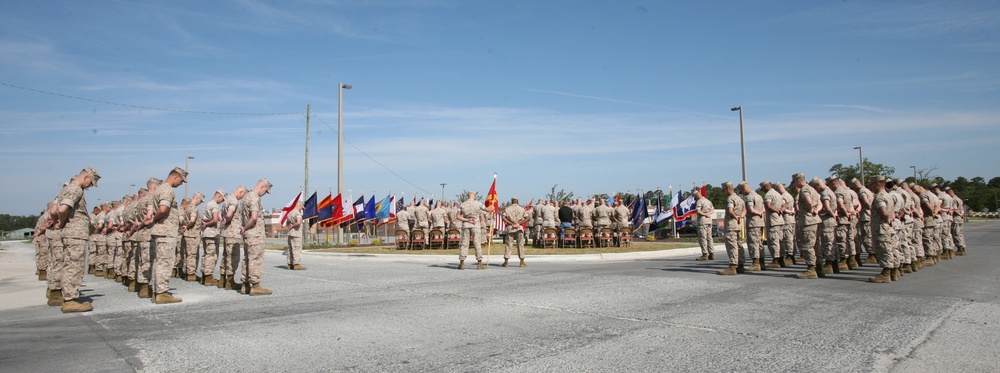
371 238 382 245
348 239 359 246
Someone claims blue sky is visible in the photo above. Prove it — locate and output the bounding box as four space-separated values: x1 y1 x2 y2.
2 0 998 215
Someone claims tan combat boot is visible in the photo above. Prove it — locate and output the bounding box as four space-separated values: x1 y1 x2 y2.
293 264 307 270
38 269 47 281
695 254 709 261
786 255 797 265
868 268 892 283
889 268 899 281
519 259 527 267
61 299 93 313
838 259 849 271
476 260 486 270
128 280 137 292
185 274 197 282
909 262 918 272
902 264 913 273
249 283 273 296
707 253 715 260
957 247 967 256
865 254 878 264
217 275 227 288
203 275 218 286
795 266 818 279
88 265 96 275
152 292 182 304
458 260 465 270
718 265 737 276
47 289 63 306
138 283 151 298
104 269 116 279
822 263 834 274
288 264 294 270
768 258 783 269
853 254 863 267
223 276 234 290
95 269 106 277
923 256 935 266
115 275 123 283
744 262 760 271
502 258 509 267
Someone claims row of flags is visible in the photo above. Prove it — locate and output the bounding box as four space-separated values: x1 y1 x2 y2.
277 178 705 234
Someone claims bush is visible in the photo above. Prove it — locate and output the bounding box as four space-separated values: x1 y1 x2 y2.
348 239 359 246
371 238 382 245
645 235 656 242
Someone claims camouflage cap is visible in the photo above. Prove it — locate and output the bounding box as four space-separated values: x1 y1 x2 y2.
215 189 227 197
826 175 839 184
170 166 188 183
111 200 121 206
259 178 273 194
792 172 806 181
850 178 861 185
775 182 785 188
181 198 191 204
139 187 149 193
944 186 952 192
82 167 101 187
873 175 887 183
147 177 162 186
759 180 771 188
721 181 733 189
237 185 250 194
192 192 205 200
930 183 940 189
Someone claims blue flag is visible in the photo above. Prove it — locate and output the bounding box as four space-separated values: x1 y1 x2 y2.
630 196 647 231
375 195 392 219
302 192 318 220
365 195 376 221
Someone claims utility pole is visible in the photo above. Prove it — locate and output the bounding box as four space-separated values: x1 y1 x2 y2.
304 104 310 242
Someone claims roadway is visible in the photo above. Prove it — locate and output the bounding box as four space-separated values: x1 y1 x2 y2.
1 221 997 372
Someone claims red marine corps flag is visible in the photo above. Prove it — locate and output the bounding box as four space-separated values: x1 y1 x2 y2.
485 173 499 213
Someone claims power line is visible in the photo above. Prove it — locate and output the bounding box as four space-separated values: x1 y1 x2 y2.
312 114 433 196
0 82 301 116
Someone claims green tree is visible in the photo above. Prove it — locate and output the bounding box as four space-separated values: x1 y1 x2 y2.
829 158 896 182
455 190 482 202
546 184 575 204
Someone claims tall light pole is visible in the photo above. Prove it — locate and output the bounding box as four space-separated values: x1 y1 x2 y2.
910 165 917 182
853 146 863 184
129 184 135 194
440 183 446 204
730 106 747 182
184 156 194 199
337 82 351 244
304 104 311 242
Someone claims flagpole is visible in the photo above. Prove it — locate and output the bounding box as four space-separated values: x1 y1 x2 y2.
671 185 677 239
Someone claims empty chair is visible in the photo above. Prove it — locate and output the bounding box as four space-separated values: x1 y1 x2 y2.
395 229 410 250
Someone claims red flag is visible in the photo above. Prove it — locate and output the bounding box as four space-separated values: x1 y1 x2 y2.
522 200 532 230
700 184 707 198
485 175 499 213
279 192 302 226
329 193 346 225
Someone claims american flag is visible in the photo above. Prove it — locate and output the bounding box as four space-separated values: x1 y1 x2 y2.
493 211 506 232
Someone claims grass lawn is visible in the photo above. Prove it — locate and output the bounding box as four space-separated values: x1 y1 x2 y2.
268 240 695 255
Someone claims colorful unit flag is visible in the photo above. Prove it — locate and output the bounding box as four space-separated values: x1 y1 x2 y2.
315 193 333 227
302 192 318 220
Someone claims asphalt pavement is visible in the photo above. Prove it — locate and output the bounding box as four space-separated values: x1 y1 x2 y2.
1 221 998 372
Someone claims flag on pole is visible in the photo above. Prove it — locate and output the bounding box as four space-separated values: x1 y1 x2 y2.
279 192 302 226
485 174 499 213
630 195 647 231
375 195 392 220
365 195 376 221
352 196 366 225
649 191 679 232
673 192 698 221
494 210 506 232
302 192 318 220
315 193 333 227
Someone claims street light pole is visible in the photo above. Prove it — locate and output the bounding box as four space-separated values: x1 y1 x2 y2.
185 156 194 199
129 184 135 195
731 106 747 182
853 146 864 184
337 82 352 244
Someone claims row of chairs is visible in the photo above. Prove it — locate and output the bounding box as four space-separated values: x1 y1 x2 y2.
538 227 633 249
395 227 634 250
396 228 460 250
